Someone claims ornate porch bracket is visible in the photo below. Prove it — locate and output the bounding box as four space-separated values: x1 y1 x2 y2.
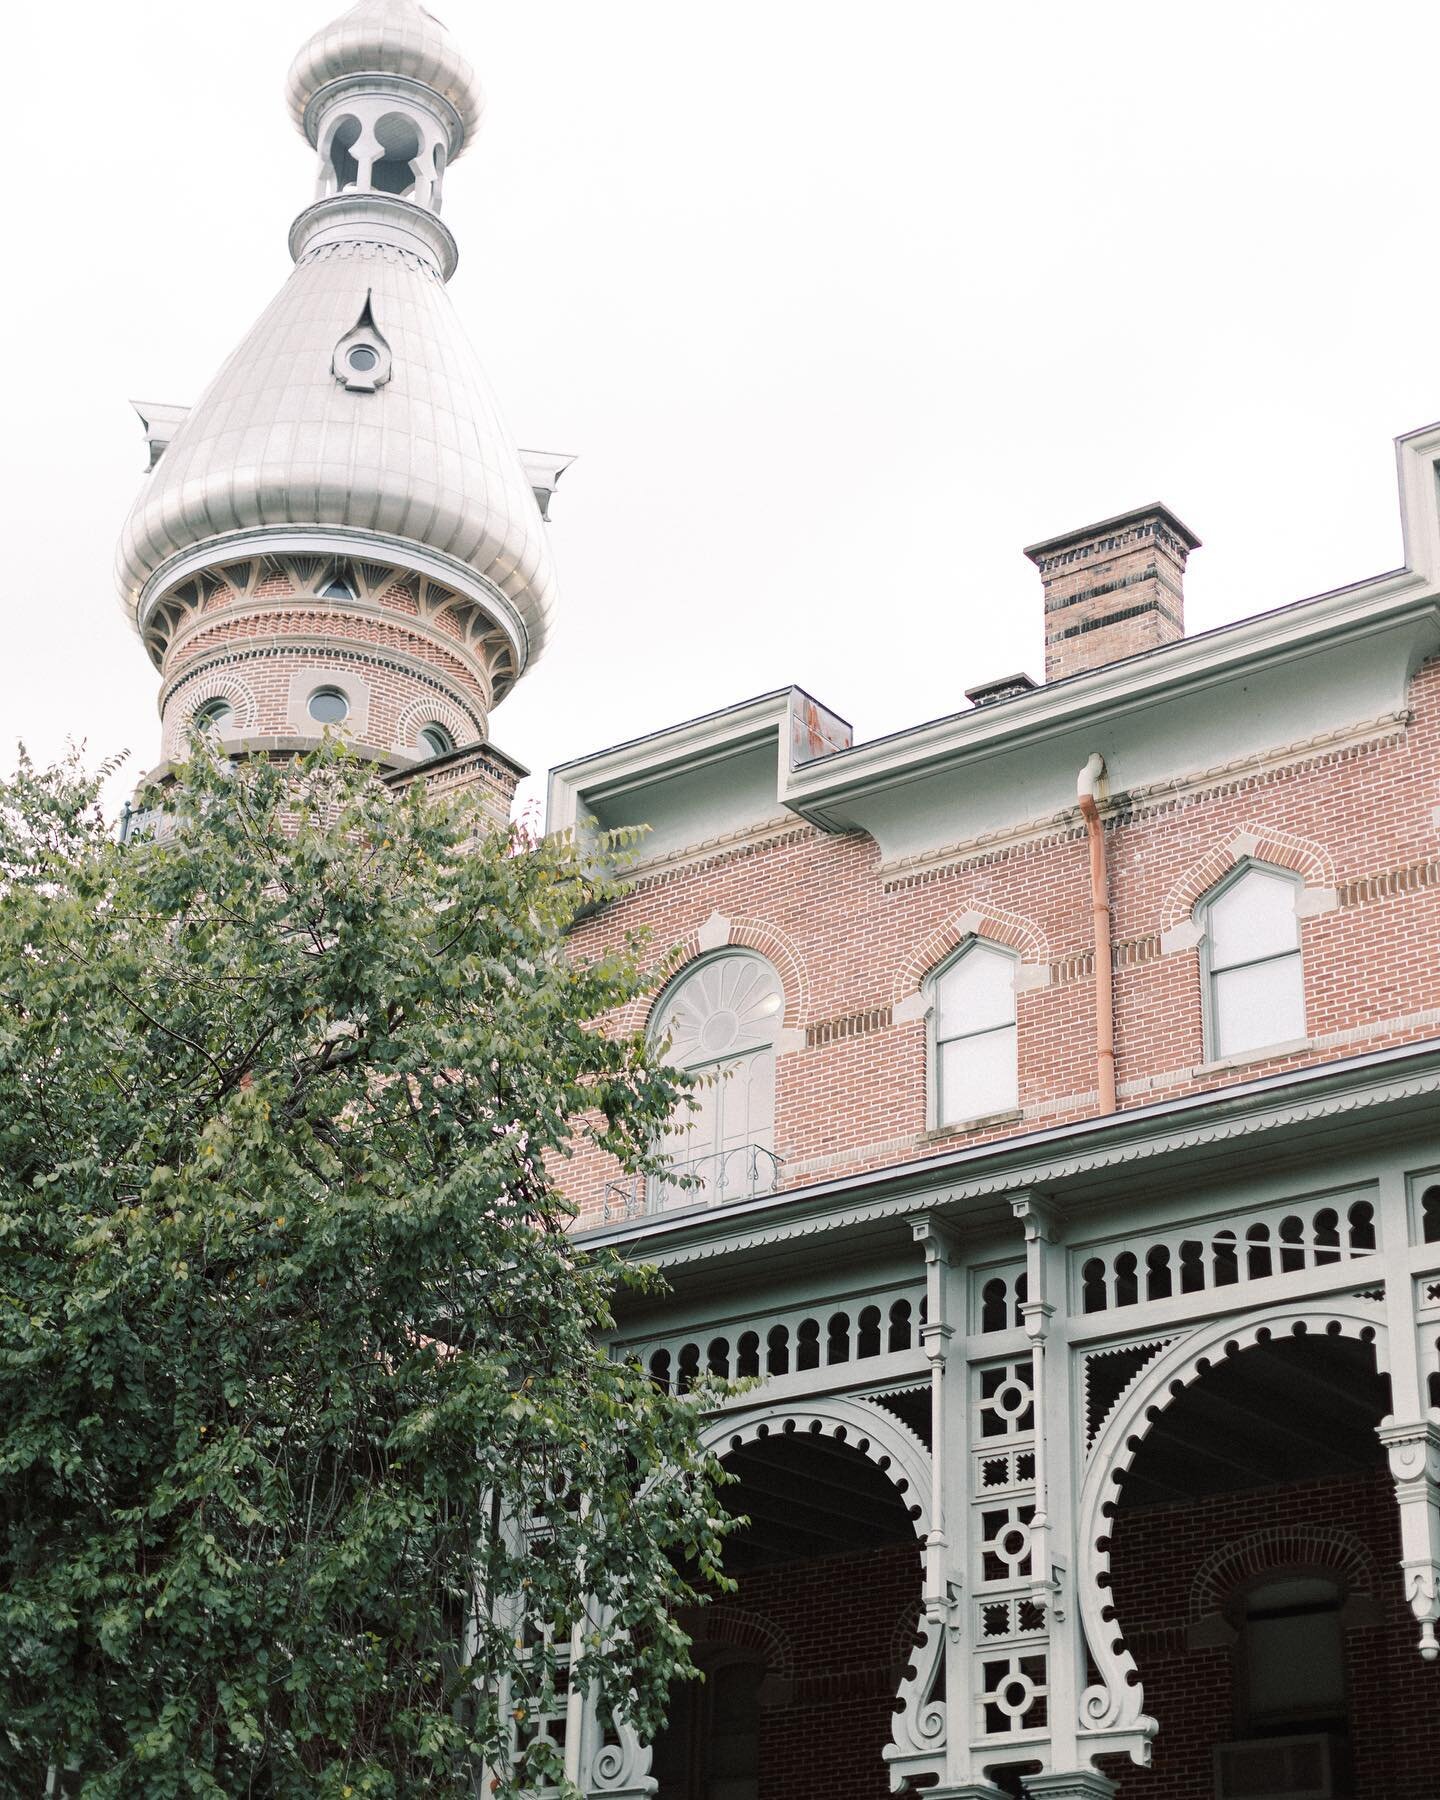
1378 1415 1440 1660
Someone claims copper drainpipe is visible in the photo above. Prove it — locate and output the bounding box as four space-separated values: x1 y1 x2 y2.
1077 753 1116 1113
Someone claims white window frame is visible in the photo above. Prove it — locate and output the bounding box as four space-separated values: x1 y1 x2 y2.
1198 860 1307 1064
927 939 1020 1130
649 950 784 1208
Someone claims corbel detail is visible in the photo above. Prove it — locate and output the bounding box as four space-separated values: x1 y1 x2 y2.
1378 1415 1440 1659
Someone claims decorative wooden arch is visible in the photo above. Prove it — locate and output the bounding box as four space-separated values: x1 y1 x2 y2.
1076 1299 1389 1765
697 1395 944 1791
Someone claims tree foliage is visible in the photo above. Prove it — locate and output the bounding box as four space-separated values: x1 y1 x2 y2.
0 744 730 1796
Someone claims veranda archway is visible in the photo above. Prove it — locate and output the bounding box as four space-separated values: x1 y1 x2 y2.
644 1396 940 1799
1076 1300 1389 1767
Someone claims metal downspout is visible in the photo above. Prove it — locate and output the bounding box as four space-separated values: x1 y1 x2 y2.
1077 753 1116 1113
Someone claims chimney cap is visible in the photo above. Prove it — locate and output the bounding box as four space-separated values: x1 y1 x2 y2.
1023 502 1201 565
964 671 1038 708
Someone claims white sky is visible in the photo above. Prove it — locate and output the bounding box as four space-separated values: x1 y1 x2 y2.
6 1 1440 819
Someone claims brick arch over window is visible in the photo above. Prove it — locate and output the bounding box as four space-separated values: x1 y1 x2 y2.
892 901 1049 1010
619 914 809 1040
672 1604 795 1684
168 674 257 751
393 694 478 753
1189 1524 1381 1624
1161 823 1337 942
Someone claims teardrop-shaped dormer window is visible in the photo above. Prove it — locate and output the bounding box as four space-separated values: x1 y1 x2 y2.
332 294 392 394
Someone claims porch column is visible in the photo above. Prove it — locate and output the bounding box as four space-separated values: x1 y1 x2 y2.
1012 1194 1089 1769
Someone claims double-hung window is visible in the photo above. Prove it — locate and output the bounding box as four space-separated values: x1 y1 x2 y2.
932 942 1018 1126
1202 864 1305 1061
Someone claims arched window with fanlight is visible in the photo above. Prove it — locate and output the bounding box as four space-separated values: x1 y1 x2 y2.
929 940 1019 1128
1199 862 1306 1062
650 952 784 1209
191 697 234 739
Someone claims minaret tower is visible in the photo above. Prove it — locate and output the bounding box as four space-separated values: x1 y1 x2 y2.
116 1 564 808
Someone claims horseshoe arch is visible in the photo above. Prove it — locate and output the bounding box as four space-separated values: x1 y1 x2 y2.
1074 1299 1389 1766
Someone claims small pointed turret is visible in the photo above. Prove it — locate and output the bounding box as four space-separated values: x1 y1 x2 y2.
115 3 558 785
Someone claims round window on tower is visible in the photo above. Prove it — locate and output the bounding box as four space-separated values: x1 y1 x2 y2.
308 686 350 726
347 346 378 374
419 724 455 757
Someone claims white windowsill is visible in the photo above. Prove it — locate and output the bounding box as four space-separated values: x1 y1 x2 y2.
1191 1037 1313 1078
924 1107 1023 1141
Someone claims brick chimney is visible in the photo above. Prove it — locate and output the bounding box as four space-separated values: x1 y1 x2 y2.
1024 504 1200 682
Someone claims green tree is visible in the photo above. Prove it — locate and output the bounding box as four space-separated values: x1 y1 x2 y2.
0 744 730 1797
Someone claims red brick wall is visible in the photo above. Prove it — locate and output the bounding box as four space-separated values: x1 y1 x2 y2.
562 658 1440 1224
672 1541 922 1800
152 573 496 760
1098 1469 1440 1800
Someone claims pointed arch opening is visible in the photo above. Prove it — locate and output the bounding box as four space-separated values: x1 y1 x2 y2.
928 938 1020 1127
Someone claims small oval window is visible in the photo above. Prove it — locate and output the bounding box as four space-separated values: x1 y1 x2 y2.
419 724 454 757
347 346 379 373
308 687 350 725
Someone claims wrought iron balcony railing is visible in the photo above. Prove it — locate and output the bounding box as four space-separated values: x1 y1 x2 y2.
603 1144 783 1224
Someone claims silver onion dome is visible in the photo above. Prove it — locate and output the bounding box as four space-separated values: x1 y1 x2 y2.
115 236 557 670
287 0 484 155
115 0 558 680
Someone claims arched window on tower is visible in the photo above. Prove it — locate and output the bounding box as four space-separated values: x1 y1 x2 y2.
1199 863 1305 1061
929 940 1019 1127
372 112 422 196
650 952 784 1210
326 115 362 192
192 697 234 738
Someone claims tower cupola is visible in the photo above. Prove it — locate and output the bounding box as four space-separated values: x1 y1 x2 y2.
286 0 484 216
115 0 560 795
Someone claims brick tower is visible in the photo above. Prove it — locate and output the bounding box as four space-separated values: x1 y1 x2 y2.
115 0 563 811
